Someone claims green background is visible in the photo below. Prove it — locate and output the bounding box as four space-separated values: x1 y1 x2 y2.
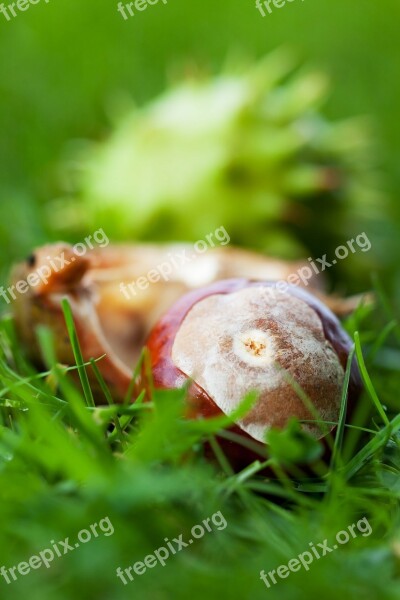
0 0 399 278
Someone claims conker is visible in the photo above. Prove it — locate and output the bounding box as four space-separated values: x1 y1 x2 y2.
146 279 361 469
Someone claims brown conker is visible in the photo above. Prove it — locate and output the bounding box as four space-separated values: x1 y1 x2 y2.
146 279 361 469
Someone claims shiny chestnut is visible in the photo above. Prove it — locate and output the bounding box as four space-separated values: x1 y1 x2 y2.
146 279 361 469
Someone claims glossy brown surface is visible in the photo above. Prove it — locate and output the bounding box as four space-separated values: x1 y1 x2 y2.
146 279 362 469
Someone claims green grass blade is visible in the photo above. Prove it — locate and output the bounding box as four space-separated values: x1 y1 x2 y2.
61 298 95 408
354 331 389 426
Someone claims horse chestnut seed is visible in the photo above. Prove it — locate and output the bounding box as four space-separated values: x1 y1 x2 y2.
146 279 361 467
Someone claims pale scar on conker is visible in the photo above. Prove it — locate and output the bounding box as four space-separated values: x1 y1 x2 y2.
146 279 362 455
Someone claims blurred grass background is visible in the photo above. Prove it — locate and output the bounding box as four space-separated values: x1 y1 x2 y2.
0 0 399 290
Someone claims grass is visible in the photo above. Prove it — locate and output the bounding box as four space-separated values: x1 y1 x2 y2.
0 286 400 600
